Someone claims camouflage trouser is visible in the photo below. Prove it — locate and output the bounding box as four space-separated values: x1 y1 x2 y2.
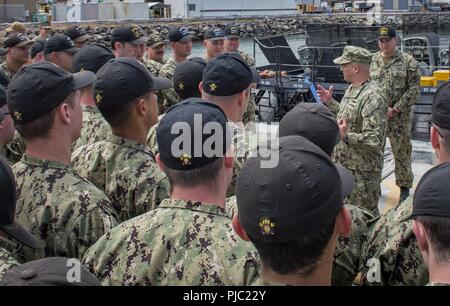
332 204 375 286
242 95 257 124
344 170 382 217
387 111 414 189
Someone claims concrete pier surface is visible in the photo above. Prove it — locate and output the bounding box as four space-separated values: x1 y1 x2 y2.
379 139 435 213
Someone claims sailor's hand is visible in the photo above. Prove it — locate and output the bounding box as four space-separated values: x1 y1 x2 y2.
317 85 333 105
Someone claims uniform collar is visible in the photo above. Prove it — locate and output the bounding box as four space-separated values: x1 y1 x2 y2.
158 198 229 218
346 80 370 98
106 134 154 157
81 105 101 114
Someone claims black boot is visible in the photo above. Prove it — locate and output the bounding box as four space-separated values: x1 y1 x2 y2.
399 187 410 203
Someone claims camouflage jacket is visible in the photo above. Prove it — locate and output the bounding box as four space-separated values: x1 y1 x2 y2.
0 60 16 79
82 198 260 286
225 197 375 286
71 105 112 153
159 57 181 110
72 134 171 223
238 50 256 68
0 247 18 282
370 50 421 113
144 58 164 76
359 195 428 286
12 155 118 262
329 81 388 173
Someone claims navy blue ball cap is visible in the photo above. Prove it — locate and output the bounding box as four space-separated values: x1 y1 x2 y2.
202 52 258 96
157 98 232 170
94 57 171 110
7 62 95 124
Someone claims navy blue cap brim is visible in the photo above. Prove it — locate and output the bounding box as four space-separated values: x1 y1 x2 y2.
152 77 172 91
64 47 80 54
0 222 41 249
226 35 240 39
0 48 7 56
72 70 96 90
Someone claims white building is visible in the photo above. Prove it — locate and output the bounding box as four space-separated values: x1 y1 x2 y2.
164 0 298 18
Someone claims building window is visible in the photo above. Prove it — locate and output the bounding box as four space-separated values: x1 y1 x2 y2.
188 4 196 11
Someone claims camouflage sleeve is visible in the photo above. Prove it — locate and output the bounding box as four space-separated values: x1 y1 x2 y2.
225 196 238 218
394 56 421 113
332 204 375 286
75 200 118 260
3 132 26 165
346 94 387 153
359 196 428 286
328 98 340 116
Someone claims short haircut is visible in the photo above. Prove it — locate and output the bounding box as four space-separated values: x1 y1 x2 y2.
248 218 336 277
15 92 75 140
162 157 223 190
99 92 150 128
416 215 450 263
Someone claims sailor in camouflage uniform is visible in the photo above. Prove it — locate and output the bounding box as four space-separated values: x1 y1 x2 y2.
370 26 421 203
359 81 450 286
0 157 41 281
159 26 193 111
147 57 206 155
0 34 33 164
225 26 257 124
0 34 33 79
71 43 114 152
143 34 169 114
201 53 260 197
318 46 388 216
72 58 172 223
82 99 260 286
203 28 225 62
278 102 375 285
7 62 118 262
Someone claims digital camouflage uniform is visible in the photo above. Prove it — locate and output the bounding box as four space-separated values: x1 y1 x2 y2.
82 198 260 286
238 50 257 124
359 195 428 286
371 50 421 189
72 134 171 223
12 154 118 262
328 81 388 215
0 247 18 282
225 197 375 286
71 105 112 153
159 57 181 111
